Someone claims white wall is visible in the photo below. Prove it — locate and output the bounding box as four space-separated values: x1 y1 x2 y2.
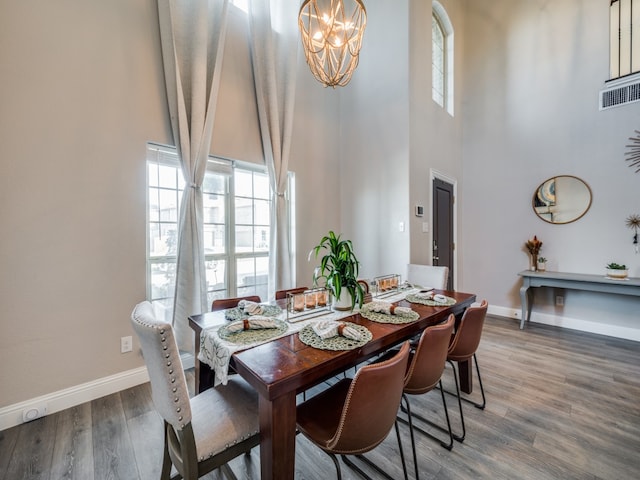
0 0 339 413
459 0 640 336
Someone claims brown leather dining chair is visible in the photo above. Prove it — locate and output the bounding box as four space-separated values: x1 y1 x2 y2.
274 286 308 300
400 315 456 478
131 301 259 480
296 342 411 480
445 299 488 442
211 295 261 311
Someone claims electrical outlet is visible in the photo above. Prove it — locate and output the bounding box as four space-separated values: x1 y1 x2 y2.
556 296 564 306
121 336 133 353
23 403 47 423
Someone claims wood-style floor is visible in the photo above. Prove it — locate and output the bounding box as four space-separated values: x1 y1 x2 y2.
1 315 639 479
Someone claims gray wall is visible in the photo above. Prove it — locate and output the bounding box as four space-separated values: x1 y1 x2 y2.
460 0 640 337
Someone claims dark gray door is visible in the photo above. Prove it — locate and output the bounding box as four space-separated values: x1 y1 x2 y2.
433 178 454 290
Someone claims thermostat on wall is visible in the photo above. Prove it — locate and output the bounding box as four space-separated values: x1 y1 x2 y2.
415 205 424 217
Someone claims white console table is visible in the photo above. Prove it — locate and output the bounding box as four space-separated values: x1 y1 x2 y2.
518 270 640 329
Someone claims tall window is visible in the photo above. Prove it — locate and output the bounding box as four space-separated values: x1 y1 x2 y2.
610 0 640 79
432 15 445 108
147 144 272 320
432 2 454 115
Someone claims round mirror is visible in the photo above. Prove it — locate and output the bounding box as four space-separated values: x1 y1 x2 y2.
532 175 592 224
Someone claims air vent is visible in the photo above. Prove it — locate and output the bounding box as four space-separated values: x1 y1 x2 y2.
600 81 640 110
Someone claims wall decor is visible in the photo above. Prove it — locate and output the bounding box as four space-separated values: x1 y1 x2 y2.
626 130 640 173
627 213 640 253
532 175 592 224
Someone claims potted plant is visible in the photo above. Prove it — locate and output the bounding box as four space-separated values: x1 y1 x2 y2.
606 262 629 279
310 231 365 311
537 257 547 272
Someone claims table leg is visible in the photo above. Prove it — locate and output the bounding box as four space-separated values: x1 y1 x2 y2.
457 359 473 394
519 282 533 329
259 392 297 480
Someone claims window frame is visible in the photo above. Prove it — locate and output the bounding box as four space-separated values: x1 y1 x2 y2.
146 143 275 315
432 2 454 116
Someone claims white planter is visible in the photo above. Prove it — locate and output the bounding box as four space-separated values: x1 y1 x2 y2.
606 268 629 279
332 290 353 311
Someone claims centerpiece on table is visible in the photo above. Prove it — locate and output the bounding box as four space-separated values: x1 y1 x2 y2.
310 231 365 311
525 235 543 271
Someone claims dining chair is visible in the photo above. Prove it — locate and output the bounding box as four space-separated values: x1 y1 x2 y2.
211 295 261 311
130 301 260 480
445 299 488 442
406 264 449 290
402 315 456 477
296 342 411 480
275 286 308 300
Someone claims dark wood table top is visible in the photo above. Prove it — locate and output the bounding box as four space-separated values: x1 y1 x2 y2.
231 290 476 400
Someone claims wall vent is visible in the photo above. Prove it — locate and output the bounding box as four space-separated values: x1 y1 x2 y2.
600 81 640 110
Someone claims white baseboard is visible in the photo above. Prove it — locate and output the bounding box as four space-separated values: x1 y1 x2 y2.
488 305 640 342
0 353 195 432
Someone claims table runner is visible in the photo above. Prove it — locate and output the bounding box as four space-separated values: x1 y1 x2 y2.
198 288 422 385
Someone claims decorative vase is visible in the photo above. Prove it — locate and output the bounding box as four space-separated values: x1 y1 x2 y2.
538 262 546 272
606 268 629 279
531 254 538 271
332 290 353 311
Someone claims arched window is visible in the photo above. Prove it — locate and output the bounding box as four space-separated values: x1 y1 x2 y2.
610 0 640 78
432 2 454 115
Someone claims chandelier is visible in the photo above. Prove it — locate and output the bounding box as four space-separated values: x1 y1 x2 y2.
298 0 367 88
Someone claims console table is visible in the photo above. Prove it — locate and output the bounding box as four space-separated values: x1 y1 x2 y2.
518 270 640 329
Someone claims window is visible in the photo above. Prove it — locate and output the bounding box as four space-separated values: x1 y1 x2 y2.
432 2 454 115
610 0 640 79
432 15 445 107
147 144 272 320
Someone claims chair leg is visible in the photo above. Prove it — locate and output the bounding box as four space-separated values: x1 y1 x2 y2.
161 422 173 480
447 359 466 442
401 394 420 480
326 452 343 480
473 353 486 410
398 388 454 452
340 424 408 480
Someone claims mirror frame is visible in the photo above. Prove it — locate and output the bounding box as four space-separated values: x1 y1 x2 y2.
532 175 592 225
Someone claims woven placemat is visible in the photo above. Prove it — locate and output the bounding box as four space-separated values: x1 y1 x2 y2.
218 319 288 345
298 322 372 351
405 294 456 306
359 305 420 324
224 304 282 321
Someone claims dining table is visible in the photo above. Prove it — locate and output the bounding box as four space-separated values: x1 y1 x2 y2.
188 289 476 480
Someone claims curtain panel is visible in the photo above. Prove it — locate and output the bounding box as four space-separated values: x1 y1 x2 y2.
248 0 299 298
158 0 229 351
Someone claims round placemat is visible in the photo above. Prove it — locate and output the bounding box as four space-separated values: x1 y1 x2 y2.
359 305 420 324
224 304 282 321
405 294 456 306
218 318 288 345
298 322 372 351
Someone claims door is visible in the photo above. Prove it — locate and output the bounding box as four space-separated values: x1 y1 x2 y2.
432 177 454 290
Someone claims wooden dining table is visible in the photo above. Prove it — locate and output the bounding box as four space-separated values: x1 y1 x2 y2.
189 290 476 480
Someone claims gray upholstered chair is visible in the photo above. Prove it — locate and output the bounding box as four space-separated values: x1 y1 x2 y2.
296 342 411 480
406 264 449 290
131 301 259 480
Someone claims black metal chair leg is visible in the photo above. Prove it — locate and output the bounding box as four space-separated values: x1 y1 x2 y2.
447 359 466 442
327 452 343 480
340 424 408 480
473 353 486 409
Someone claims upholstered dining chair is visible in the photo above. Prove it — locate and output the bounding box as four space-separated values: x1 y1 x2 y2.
445 299 488 442
131 301 260 480
406 264 449 290
296 342 411 480
275 286 308 300
211 295 261 311
401 315 456 477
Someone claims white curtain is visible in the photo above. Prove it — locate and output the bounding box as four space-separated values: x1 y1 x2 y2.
248 0 299 298
158 0 229 351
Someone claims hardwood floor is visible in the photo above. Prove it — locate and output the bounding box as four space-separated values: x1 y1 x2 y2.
1 315 639 479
